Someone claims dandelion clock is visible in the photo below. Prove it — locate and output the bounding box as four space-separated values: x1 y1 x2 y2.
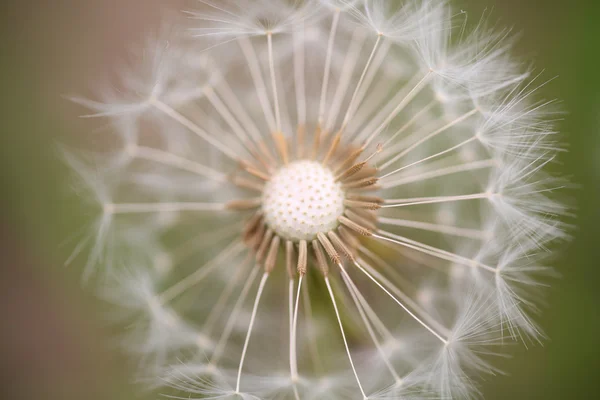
67 1 568 398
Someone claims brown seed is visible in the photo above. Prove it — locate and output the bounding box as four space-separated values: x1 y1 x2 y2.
264 235 281 273
317 232 341 264
327 231 354 261
297 240 308 276
256 229 274 261
226 198 262 210
339 216 373 236
312 240 329 276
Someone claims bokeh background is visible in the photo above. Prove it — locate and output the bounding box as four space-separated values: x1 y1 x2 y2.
1 0 598 399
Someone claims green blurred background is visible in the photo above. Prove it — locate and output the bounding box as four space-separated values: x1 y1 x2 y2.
1 0 598 399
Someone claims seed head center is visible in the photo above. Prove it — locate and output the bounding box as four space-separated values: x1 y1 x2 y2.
262 160 345 241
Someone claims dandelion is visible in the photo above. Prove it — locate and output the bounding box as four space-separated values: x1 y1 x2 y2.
68 0 567 399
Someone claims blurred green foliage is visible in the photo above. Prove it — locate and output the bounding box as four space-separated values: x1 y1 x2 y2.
1 0 599 399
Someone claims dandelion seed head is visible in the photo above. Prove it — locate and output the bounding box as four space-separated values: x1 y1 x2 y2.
67 0 569 398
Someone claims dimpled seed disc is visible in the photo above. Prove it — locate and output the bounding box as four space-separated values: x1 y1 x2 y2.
262 160 345 241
